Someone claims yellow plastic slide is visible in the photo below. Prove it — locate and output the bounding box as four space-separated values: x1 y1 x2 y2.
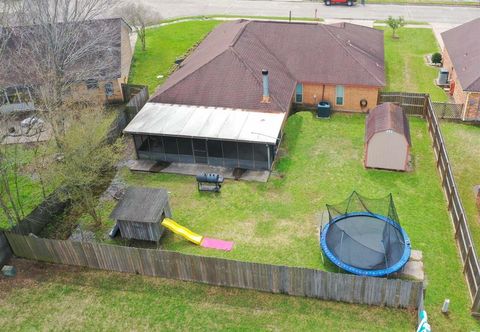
161 218 203 245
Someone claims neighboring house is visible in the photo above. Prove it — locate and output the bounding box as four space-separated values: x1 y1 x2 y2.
125 20 385 171
0 18 133 114
441 18 480 120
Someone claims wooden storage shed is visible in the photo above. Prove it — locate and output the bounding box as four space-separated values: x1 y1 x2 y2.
109 187 171 242
364 103 411 171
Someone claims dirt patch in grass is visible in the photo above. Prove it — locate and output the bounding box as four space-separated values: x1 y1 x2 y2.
0 259 77 293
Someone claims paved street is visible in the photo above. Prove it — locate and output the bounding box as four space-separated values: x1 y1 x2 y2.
137 0 480 24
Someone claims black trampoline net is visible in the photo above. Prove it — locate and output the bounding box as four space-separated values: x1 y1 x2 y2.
325 192 406 271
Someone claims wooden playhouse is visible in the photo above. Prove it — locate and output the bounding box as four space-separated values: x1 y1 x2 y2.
109 187 172 242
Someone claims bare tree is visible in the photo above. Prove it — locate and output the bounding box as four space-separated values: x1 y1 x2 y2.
0 0 17 58
115 3 161 51
1 0 120 148
0 0 124 225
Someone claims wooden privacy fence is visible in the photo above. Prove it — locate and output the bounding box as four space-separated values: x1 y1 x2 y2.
107 85 148 143
123 84 149 116
0 232 11 267
4 232 423 309
425 98 480 315
378 92 428 116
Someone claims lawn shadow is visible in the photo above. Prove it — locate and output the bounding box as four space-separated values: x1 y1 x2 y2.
274 112 305 176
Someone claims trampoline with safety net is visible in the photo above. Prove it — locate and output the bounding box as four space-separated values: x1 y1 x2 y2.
320 192 411 277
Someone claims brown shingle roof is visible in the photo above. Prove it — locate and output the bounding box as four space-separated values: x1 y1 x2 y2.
365 103 411 145
110 187 168 223
442 18 480 92
151 20 385 112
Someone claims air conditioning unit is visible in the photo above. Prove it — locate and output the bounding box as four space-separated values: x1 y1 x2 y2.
438 68 449 85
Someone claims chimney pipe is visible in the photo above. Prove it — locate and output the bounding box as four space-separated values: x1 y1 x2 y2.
261 69 271 103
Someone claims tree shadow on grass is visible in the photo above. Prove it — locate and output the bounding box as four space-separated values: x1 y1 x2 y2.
272 112 305 183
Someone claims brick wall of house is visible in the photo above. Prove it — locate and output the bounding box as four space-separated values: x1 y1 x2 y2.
69 21 132 105
442 48 454 78
69 21 133 105
71 79 124 104
442 48 468 105
301 83 379 112
120 21 133 82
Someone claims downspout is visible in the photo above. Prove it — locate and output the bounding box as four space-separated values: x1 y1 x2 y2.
267 144 271 170
321 84 326 101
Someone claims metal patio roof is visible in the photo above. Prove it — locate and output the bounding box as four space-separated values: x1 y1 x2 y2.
123 103 286 144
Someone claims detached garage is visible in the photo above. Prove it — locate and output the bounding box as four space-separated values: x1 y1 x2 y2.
364 103 411 171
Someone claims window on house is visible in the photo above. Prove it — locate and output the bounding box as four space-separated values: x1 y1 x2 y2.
86 79 99 89
105 82 114 97
295 83 303 103
336 85 344 106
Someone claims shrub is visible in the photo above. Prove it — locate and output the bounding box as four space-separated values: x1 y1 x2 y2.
431 52 442 64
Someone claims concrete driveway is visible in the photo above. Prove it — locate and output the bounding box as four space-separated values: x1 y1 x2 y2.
135 0 480 24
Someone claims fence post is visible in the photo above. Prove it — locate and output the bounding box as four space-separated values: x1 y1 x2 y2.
423 94 428 118
448 187 454 211
464 245 473 272
436 144 443 168
455 213 463 238
472 289 480 315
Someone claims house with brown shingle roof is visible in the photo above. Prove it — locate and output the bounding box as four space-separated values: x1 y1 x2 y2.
441 18 480 120
125 20 385 172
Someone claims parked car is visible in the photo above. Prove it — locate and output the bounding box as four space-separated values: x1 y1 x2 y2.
325 0 356 6
20 116 44 129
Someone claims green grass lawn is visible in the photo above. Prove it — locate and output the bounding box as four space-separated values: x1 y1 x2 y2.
5 113 479 330
0 259 415 331
382 27 448 102
441 123 480 254
119 112 478 330
128 20 221 94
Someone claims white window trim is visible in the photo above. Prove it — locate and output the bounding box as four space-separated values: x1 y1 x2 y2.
295 83 303 104
335 85 345 106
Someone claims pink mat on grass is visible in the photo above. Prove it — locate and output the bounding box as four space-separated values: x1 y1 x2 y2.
201 238 234 251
